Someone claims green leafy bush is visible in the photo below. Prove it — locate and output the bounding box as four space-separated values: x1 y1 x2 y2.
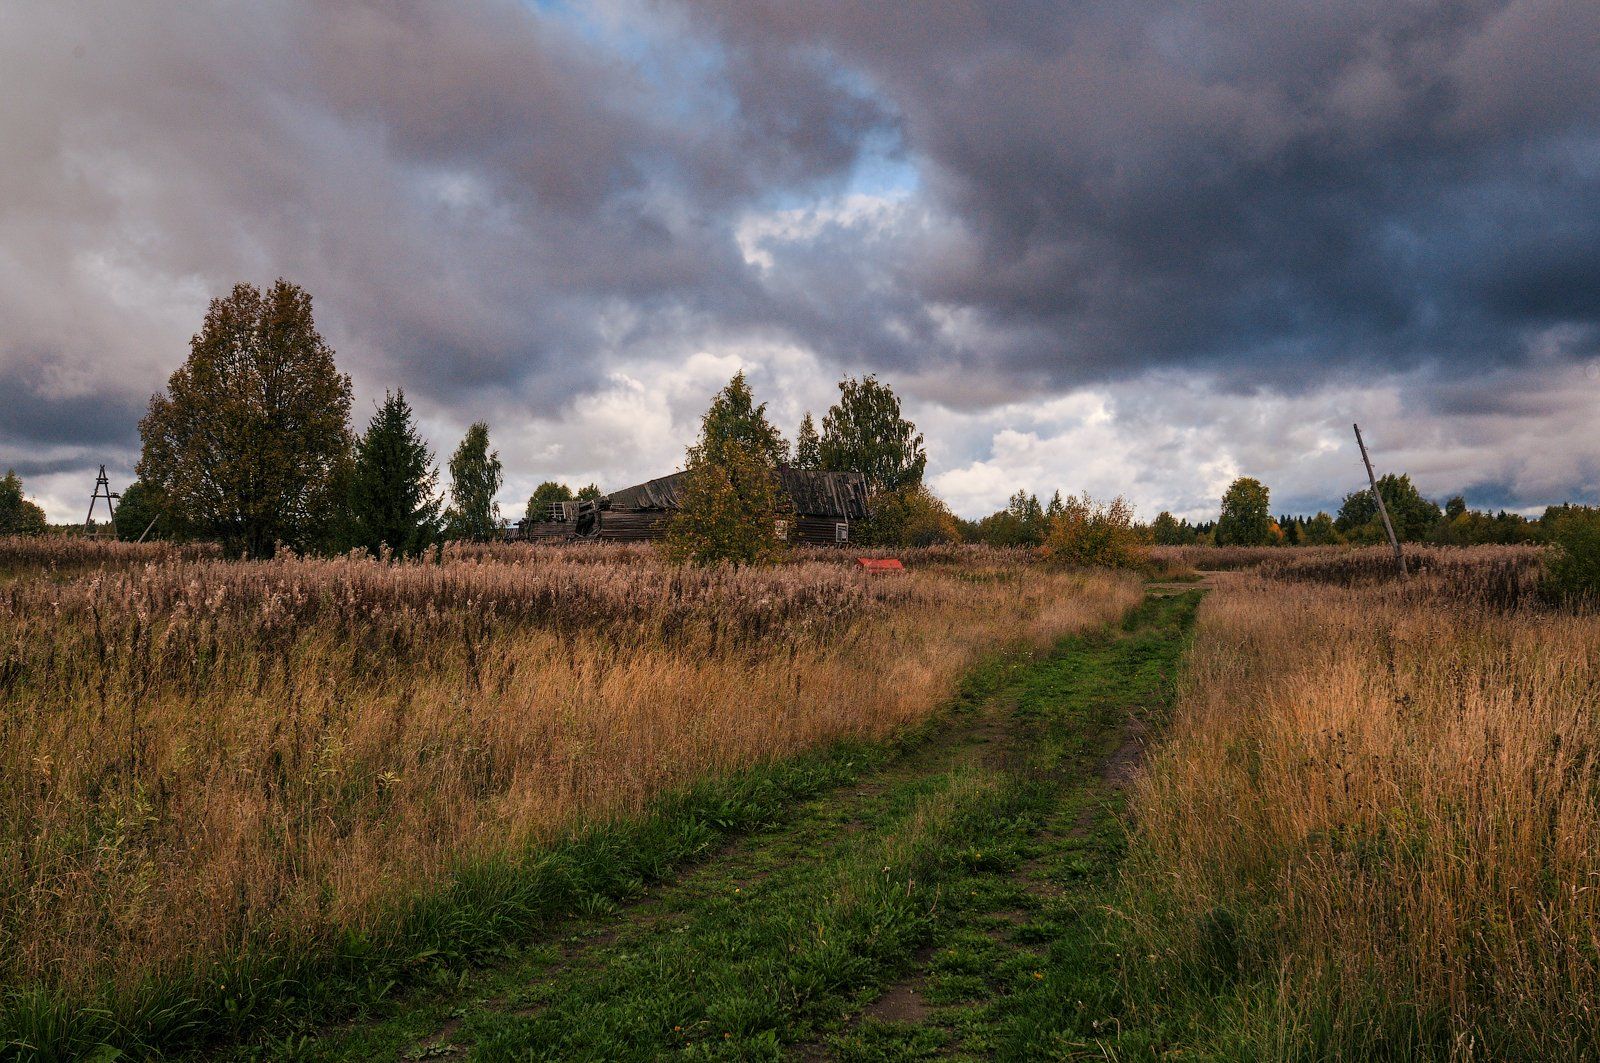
1544 507 1600 603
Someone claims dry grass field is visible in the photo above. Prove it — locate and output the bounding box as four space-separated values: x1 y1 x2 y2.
8 536 1597 1059
0 538 1138 1033
1123 548 1600 1057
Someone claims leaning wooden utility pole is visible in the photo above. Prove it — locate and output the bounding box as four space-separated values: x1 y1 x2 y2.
1353 423 1407 581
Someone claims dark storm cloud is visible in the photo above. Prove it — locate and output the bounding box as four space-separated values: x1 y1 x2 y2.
680 0 1600 388
3 0 1599 518
0 363 143 450
0 0 890 461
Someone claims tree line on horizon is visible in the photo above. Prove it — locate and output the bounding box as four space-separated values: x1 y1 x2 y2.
3 278 1595 562
0 279 950 560
1142 474 1592 549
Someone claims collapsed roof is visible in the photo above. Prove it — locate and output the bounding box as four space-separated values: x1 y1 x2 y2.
604 467 870 520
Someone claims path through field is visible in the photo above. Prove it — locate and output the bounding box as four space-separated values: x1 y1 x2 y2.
268 589 1201 1062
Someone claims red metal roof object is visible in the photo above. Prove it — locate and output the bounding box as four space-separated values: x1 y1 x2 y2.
856 557 905 572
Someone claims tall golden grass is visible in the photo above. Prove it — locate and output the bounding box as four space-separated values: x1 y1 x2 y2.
1124 558 1600 1057
0 536 220 578
1147 544 1348 570
1258 543 1549 608
0 544 1138 1002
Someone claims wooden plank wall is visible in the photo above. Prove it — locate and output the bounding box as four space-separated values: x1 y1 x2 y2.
596 511 672 542
795 516 850 545
592 511 851 544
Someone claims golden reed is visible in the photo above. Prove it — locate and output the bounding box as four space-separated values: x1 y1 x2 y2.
1125 559 1600 1055
0 541 1138 997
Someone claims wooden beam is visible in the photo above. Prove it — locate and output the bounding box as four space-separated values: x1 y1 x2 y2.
1353 423 1407 581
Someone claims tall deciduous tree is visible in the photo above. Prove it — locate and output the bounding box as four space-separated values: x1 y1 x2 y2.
818 375 925 494
1150 510 1186 545
138 280 353 558
794 413 821 470
1217 477 1272 546
0 470 47 536
445 422 503 541
1302 511 1342 545
347 390 440 557
691 371 789 467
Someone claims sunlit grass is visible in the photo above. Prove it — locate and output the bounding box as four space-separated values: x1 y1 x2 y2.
0 540 1137 1046
1122 558 1600 1058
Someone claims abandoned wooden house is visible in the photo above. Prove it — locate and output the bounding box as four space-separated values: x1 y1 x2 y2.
512 468 870 544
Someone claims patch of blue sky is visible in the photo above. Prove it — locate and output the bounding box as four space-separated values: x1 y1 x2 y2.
752 129 920 219
515 1 918 216
848 132 920 200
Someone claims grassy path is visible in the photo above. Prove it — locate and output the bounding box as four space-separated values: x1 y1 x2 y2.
258 590 1200 1062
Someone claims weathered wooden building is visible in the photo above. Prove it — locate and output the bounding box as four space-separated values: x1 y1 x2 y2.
512 468 870 544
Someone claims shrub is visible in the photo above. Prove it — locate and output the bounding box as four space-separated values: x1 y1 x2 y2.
863 485 962 547
1544 507 1600 603
1039 493 1147 570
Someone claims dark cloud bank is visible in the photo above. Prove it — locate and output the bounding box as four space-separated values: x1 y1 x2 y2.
1 0 1597 516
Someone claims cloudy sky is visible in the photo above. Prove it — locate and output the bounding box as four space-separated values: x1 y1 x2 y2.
4 0 1598 523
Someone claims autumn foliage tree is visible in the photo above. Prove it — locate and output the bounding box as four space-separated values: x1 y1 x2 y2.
138 280 353 558
866 484 962 546
663 374 786 566
663 440 784 567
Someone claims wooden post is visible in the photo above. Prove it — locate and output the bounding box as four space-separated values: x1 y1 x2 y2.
84 464 119 537
1353 423 1407 581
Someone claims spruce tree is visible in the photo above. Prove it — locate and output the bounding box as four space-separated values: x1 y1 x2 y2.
692 372 789 467
348 390 440 557
794 413 821 469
